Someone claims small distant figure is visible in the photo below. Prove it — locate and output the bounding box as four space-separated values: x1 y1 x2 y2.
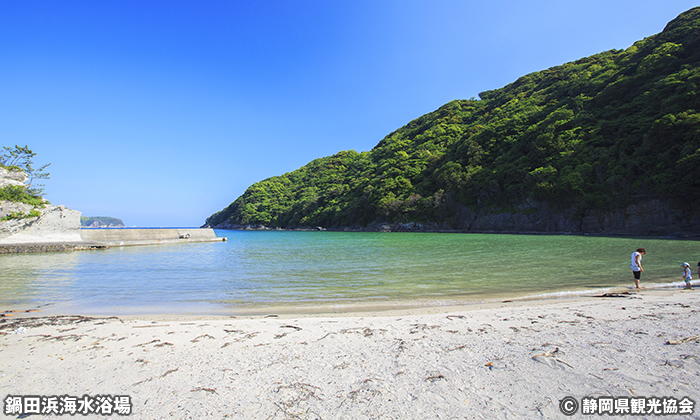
682 262 693 289
630 248 646 289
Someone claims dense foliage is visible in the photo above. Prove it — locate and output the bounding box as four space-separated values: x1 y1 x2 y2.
207 8 700 229
0 184 45 207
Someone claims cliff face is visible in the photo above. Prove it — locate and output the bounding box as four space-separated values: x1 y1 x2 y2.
448 199 697 235
0 204 82 243
0 167 82 244
0 166 28 189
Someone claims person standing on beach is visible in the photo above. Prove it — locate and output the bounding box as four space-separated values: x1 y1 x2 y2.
631 248 646 289
682 263 692 289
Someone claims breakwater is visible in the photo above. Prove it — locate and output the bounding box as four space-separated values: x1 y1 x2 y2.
0 228 225 254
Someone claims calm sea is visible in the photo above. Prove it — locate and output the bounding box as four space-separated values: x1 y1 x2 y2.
0 231 697 315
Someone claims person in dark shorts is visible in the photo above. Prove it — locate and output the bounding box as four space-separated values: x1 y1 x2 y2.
631 248 646 289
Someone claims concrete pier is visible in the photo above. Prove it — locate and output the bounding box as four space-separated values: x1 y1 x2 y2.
0 228 226 254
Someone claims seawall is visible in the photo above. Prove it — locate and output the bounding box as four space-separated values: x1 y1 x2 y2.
79 228 225 245
0 228 226 254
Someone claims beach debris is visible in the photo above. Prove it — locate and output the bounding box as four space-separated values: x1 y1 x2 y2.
134 340 161 347
594 292 636 298
409 323 440 334
446 315 465 320
344 379 380 406
159 368 179 378
424 374 446 382
665 335 700 345
133 377 154 386
532 347 561 358
0 315 117 331
191 387 218 395
40 334 84 342
57 327 78 333
281 324 302 331
485 362 494 370
132 324 170 328
531 348 573 369
190 334 216 343
275 325 303 339
272 382 322 417
446 344 469 352
13 327 26 334
318 326 384 340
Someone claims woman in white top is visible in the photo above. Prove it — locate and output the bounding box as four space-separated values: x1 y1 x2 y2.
631 248 646 289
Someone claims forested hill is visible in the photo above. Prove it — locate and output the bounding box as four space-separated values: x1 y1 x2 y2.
206 8 700 234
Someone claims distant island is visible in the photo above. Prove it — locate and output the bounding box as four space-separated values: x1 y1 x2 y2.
206 7 700 235
80 216 125 228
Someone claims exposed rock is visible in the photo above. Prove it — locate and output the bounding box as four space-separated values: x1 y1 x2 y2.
0 203 82 243
0 166 28 188
450 199 697 235
0 166 83 244
206 199 698 236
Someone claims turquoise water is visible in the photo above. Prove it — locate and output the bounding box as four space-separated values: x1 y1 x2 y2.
0 231 697 315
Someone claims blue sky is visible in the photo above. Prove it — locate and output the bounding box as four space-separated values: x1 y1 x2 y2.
1 1 697 227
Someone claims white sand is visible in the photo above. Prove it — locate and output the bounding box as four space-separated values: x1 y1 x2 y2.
1 289 699 419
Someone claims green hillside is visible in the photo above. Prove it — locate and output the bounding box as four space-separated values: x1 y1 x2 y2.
206 8 700 231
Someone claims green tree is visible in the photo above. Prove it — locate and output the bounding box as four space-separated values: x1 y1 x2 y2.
1 145 51 197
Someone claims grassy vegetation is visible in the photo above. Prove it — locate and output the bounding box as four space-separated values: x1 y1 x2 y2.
1 209 41 222
207 7 700 229
0 185 45 206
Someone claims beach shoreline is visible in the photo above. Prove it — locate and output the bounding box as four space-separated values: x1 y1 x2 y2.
2 288 699 418
4 280 693 320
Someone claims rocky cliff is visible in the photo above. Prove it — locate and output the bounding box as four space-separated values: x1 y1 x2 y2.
0 167 82 244
447 199 698 236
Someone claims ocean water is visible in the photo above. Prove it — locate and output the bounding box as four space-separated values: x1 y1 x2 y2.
0 230 697 315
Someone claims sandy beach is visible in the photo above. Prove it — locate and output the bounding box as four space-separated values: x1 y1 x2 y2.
1 289 699 419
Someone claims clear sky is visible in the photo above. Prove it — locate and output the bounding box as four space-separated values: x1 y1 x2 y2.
1 1 697 227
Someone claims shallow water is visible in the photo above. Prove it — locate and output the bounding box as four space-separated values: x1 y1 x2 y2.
0 231 697 315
